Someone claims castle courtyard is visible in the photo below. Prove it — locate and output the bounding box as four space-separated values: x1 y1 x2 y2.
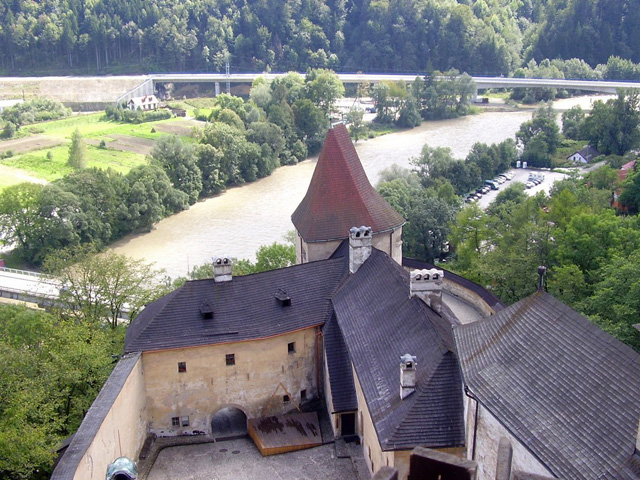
145 437 364 480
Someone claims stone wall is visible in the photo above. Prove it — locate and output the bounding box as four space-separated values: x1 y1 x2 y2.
142 327 320 436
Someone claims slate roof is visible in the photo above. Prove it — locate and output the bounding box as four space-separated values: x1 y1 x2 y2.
291 124 405 243
332 249 465 450
125 258 347 353
323 312 358 413
454 291 640 480
567 145 600 163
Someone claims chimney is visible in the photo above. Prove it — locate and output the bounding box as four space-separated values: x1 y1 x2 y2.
410 268 444 314
538 265 547 292
349 226 372 274
400 354 417 399
213 256 232 282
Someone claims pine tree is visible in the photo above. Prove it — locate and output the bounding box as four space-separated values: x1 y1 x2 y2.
68 128 87 169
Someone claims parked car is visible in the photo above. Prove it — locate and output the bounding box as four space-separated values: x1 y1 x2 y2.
485 180 499 190
525 181 534 189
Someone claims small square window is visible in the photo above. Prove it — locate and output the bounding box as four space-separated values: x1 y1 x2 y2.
226 354 235 366
288 342 295 353
178 362 186 373
283 395 290 403
300 389 307 401
181 416 190 427
171 417 180 427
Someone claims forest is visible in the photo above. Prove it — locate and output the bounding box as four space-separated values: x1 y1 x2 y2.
1 0 639 77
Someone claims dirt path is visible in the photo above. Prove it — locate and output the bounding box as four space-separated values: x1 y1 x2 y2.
0 135 64 154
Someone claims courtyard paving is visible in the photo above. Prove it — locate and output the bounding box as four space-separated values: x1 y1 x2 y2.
145 437 362 480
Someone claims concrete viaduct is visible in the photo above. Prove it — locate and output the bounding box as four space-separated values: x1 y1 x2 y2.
117 72 640 103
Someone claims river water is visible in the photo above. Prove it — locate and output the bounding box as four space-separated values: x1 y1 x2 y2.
110 96 609 279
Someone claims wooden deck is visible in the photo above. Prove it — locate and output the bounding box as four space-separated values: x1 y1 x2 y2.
248 412 323 456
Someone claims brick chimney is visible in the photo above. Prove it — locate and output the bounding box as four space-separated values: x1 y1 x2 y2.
213 256 232 283
410 268 444 314
349 226 372 274
400 354 417 399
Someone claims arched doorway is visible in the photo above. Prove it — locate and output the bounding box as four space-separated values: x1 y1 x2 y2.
211 406 248 438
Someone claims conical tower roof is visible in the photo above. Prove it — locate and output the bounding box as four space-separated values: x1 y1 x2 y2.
292 124 405 242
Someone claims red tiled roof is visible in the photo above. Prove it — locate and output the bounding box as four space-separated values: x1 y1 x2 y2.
291 124 405 242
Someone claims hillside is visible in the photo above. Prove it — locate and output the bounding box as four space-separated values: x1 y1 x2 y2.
0 0 638 77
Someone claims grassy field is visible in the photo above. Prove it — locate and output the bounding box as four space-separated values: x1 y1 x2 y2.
0 112 204 185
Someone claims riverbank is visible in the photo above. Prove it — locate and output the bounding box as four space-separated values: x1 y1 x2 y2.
110 94 613 279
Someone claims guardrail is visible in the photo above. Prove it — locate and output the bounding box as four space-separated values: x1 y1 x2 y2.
0 266 55 279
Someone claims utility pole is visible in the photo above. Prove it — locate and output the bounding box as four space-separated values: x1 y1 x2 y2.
225 54 231 95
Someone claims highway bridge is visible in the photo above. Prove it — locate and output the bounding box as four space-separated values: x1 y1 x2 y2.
0 266 132 318
117 72 640 103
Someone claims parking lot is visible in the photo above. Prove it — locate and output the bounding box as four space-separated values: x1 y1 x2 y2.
474 168 569 209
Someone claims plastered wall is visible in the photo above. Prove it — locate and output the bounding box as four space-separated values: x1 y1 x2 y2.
71 356 147 480
142 327 320 435
297 227 403 265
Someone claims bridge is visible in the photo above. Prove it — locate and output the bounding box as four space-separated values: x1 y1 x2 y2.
0 266 132 318
0 267 60 307
117 72 640 103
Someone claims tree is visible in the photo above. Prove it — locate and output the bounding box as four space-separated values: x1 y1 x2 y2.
403 193 457 262
346 107 367 141
125 165 189 232
579 252 640 351
43 245 165 328
0 304 124 479
561 105 585 140
150 135 202 204
293 98 326 143
2 121 16 139
67 128 87 169
583 90 640 155
516 103 560 168
304 68 345 116
0 183 45 259
246 121 285 177
253 242 296 272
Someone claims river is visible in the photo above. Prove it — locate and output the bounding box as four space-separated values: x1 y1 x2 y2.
110 96 611 279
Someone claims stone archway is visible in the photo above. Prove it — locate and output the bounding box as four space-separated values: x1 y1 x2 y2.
211 406 248 438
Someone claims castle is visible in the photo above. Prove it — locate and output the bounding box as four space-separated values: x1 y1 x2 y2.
52 124 640 480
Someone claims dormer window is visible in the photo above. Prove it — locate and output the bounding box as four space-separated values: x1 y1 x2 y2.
275 288 292 307
200 300 214 320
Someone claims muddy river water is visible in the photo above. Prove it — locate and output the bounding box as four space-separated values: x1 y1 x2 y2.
110 96 609 279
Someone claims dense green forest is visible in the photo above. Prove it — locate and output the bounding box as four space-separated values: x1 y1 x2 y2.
1 0 639 76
